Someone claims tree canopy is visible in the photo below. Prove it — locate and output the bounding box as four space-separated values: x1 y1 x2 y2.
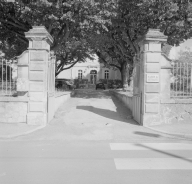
1 0 192 81
87 0 192 87
0 0 108 75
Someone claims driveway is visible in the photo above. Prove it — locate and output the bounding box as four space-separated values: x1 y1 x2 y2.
14 90 178 141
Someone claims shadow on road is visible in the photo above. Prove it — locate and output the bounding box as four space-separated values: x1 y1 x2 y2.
77 105 138 125
135 143 192 164
74 90 139 125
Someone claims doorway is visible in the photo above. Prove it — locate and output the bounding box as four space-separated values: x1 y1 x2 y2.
90 74 97 84
90 70 97 84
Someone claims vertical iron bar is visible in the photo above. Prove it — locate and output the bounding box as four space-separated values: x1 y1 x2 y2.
183 63 185 97
176 63 178 97
174 62 178 97
180 62 182 97
189 62 190 97
187 63 189 97
190 63 191 97
6 60 7 94
174 62 175 97
10 64 11 95
175 62 177 97
191 63 192 97
1 59 3 94
170 62 175 97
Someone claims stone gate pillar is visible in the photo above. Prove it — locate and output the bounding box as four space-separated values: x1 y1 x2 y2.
139 29 167 126
25 26 54 125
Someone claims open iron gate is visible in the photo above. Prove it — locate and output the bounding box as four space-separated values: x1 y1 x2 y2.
132 94 142 125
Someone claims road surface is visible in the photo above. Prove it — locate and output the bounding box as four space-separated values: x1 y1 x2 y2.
0 90 191 184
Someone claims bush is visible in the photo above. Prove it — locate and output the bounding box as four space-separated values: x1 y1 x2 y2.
74 79 88 89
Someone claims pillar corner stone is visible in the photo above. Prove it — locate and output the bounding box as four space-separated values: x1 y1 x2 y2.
144 29 168 43
25 26 54 49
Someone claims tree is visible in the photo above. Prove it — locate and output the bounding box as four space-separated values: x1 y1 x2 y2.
87 19 134 89
95 45 133 88
87 0 192 89
2 0 192 83
0 0 103 76
162 43 172 57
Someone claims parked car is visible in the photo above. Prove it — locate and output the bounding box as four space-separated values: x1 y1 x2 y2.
64 80 75 90
55 79 75 90
96 82 106 90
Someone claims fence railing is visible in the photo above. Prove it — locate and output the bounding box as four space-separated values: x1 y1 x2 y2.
0 58 17 96
171 62 192 98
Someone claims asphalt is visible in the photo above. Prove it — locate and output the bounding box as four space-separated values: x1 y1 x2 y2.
1 141 192 184
147 123 192 140
0 89 192 141
1 89 192 184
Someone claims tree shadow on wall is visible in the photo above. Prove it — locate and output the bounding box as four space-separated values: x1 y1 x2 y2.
110 94 139 125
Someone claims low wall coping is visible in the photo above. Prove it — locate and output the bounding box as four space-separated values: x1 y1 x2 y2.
161 98 192 104
110 90 133 98
0 97 29 102
55 91 72 98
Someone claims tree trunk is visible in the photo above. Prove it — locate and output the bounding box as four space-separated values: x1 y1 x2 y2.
121 61 129 90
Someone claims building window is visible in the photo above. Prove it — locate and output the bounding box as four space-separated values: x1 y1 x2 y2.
78 70 83 79
105 70 109 79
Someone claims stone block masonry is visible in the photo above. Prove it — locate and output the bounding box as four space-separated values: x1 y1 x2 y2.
112 29 192 127
160 103 192 125
0 26 54 125
0 102 28 123
137 29 168 126
24 26 54 125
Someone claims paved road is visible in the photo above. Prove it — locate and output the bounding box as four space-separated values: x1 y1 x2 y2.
0 90 192 184
0 141 192 184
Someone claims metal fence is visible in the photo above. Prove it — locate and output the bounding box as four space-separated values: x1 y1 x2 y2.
0 58 17 96
171 62 192 98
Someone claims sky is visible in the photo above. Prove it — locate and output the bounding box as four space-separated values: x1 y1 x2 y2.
169 39 192 59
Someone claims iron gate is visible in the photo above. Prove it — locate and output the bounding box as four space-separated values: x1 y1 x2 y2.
47 52 56 123
132 94 141 125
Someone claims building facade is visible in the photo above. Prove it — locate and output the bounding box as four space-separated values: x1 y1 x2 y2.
56 55 121 84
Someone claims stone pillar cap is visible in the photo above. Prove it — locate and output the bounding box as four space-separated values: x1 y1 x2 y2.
143 29 168 42
25 26 54 45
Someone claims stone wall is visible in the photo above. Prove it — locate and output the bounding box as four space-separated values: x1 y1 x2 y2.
0 91 74 124
0 27 70 125
54 92 72 113
110 90 133 112
110 90 192 126
111 29 192 127
138 102 192 126
0 101 28 123
160 100 192 125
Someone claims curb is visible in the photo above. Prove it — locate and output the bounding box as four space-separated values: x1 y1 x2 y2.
0 125 46 139
146 126 192 141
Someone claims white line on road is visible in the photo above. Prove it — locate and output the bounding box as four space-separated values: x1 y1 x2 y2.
110 143 192 151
